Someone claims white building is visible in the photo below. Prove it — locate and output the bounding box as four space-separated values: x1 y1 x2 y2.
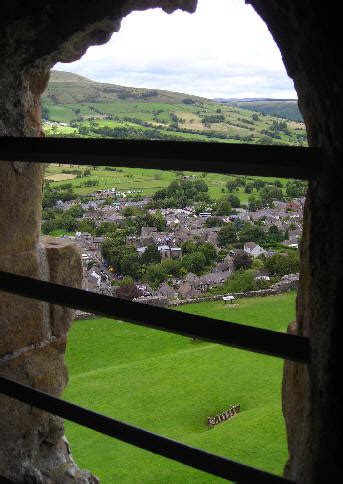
243 242 267 258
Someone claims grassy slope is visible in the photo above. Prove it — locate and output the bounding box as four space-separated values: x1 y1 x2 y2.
64 291 295 483
42 71 307 147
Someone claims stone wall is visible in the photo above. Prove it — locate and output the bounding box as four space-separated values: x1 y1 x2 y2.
0 236 99 481
134 274 299 307
248 2 343 482
0 1 196 481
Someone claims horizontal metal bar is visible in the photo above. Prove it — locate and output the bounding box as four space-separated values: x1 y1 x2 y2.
0 137 321 179
0 271 310 362
0 376 294 484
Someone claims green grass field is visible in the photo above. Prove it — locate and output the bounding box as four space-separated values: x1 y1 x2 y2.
63 291 295 482
44 163 290 202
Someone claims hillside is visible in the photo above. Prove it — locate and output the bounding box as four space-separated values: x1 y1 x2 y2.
64 293 295 482
42 70 307 146
43 70 205 105
215 98 303 122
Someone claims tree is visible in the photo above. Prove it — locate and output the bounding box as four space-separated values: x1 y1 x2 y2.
197 242 217 265
235 177 246 188
181 252 206 275
81 179 99 187
160 258 181 277
96 222 117 236
273 179 283 188
101 234 126 268
226 180 237 193
228 194 240 208
145 210 166 232
193 179 209 193
41 219 57 234
266 225 284 243
286 180 307 198
181 240 197 255
218 223 238 247
122 206 141 217
61 214 78 231
66 204 84 218
201 114 225 124
120 252 141 279
212 197 232 216
225 269 258 292
152 179 209 209
141 245 161 265
244 183 254 194
264 252 299 276
143 263 167 289
205 216 225 228
238 222 265 244
253 180 266 191
259 185 284 205
233 252 253 271
77 219 96 234
248 195 262 212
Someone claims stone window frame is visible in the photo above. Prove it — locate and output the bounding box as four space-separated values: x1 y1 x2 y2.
2 1 340 482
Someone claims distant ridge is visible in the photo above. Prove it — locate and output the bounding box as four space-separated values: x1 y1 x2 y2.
214 97 298 102
214 98 302 122
44 70 206 105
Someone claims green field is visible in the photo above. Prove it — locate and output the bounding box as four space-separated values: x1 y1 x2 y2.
44 163 290 202
63 292 295 482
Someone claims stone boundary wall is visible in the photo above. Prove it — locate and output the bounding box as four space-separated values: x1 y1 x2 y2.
75 310 98 320
134 274 299 307
73 274 299 318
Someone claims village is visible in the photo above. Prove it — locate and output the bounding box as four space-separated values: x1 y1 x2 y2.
45 181 303 304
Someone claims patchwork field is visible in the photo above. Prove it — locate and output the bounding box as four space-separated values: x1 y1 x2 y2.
44 163 290 202
63 291 295 482
42 70 307 148
45 173 77 181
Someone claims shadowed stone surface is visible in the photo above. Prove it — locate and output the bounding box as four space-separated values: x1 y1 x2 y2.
248 2 343 482
0 1 196 481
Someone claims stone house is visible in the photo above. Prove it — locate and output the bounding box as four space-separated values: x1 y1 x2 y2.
141 226 157 238
199 270 231 292
157 283 177 298
243 242 267 258
104 214 126 225
177 281 201 299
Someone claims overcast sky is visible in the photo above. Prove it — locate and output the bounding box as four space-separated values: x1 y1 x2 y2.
54 0 297 99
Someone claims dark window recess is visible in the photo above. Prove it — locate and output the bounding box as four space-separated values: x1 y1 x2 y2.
0 137 319 483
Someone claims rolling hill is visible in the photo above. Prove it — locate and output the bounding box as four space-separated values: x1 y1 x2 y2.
215 98 303 122
43 70 205 105
42 70 307 146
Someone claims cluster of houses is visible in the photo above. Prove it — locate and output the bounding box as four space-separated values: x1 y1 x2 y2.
55 189 304 299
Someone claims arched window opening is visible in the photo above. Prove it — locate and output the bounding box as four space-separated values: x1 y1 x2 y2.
39 2 306 482
3 1 330 483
